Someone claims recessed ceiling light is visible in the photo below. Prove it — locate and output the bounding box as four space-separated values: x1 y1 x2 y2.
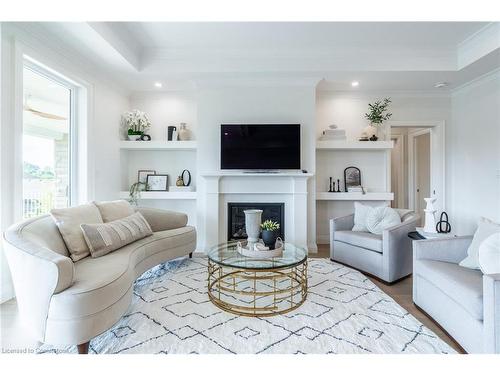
154 82 162 88
351 81 359 87
434 82 448 88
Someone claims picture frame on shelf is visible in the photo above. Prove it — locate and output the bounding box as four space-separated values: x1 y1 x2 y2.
344 166 361 192
146 174 169 191
138 170 156 184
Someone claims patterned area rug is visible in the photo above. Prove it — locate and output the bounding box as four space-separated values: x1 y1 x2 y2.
39 258 455 354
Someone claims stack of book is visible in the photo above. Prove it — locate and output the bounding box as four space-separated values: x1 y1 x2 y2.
319 124 347 141
347 186 365 194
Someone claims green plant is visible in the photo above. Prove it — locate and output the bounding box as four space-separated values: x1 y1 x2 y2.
128 181 148 205
260 220 280 231
365 98 393 125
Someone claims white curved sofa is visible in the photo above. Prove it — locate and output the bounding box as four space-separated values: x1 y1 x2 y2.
3 207 196 353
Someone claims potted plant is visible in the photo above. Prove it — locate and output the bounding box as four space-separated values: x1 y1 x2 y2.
260 220 280 249
122 109 151 141
364 98 392 141
128 181 148 205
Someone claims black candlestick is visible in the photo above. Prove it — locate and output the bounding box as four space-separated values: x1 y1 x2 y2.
328 177 333 192
336 179 341 193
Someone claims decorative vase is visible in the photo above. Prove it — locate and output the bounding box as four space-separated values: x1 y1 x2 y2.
423 197 438 233
128 133 142 141
178 123 191 141
261 230 278 250
362 124 377 140
244 209 263 243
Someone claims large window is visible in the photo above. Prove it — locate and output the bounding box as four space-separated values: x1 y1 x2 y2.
22 64 75 218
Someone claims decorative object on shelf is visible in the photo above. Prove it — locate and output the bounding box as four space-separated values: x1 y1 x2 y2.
128 181 148 205
167 126 177 141
181 169 191 186
236 238 284 258
319 123 347 141
364 97 392 141
369 134 378 141
347 185 366 194
137 170 156 184
436 212 452 233
344 167 361 192
178 123 192 141
337 179 341 193
123 109 151 141
261 220 280 249
328 177 334 192
146 174 169 191
244 209 263 243
423 197 438 234
139 134 151 141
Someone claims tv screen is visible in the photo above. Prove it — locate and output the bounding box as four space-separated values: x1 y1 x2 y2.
221 124 301 170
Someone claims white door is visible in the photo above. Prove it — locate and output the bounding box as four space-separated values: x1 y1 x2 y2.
414 132 431 220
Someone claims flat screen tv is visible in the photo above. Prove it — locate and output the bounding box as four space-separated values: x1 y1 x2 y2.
221 124 301 170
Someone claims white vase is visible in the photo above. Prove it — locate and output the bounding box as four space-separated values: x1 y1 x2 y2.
423 197 438 233
178 123 191 141
244 209 263 243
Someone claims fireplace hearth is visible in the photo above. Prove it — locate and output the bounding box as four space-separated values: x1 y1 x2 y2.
227 203 285 241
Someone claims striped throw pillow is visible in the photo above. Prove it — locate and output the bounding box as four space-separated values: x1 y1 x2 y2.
81 212 153 258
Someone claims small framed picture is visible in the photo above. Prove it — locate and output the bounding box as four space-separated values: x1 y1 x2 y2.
138 170 156 184
146 174 168 191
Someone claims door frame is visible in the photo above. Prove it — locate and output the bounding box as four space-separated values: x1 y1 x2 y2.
408 128 431 212
388 120 446 212
390 131 406 208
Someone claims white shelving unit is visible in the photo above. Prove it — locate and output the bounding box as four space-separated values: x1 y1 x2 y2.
119 141 197 150
119 191 197 200
316 140 393 150
316 192 394 201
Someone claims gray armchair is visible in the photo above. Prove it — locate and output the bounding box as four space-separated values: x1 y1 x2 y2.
330 209 419 283
413 236 500 353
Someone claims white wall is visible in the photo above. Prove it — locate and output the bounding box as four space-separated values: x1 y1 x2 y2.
449 72 500 234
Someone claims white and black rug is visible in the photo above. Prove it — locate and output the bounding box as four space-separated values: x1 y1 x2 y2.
39 258 455 354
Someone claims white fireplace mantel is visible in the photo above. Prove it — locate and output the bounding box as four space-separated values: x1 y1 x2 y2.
201 172 313 251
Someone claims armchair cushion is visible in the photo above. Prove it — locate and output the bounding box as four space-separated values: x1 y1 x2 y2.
366 206 401 235
352 202 373 232
479 233 500 275
50 204 104 261
334 231 383 253
94 200 134 222
416 259 483 320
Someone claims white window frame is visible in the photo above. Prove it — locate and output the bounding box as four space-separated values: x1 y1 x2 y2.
22 59 80 211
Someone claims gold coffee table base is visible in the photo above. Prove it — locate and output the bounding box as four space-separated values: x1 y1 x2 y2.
207 258 307 317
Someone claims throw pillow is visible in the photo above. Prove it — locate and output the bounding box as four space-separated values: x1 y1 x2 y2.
352 202 373 232
94 199 134 222
81 212 153 258
460 217 500 270
478 233 500 275
366 206 402 235
50 204 103 261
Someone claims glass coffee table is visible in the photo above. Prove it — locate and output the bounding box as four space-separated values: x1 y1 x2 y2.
207 241 308 317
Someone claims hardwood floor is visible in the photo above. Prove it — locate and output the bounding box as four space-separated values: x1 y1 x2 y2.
314 244 465 353
1 248 465 353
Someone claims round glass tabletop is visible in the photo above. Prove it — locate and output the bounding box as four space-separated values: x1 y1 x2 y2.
207 240 307 270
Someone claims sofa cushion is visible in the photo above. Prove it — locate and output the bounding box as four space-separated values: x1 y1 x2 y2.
50 204 103 261
48 226 196 319
334 230 383 253
460 217 500 270
81 212 153 258
416 259 483 320
94 200 134 222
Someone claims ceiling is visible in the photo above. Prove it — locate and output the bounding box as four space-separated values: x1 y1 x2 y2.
11 22 500 92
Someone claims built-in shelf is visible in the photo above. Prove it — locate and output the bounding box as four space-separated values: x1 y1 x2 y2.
316 140 394 150
202 171 314 177
119 191 197 200
119 141 197 150
316 192 394 201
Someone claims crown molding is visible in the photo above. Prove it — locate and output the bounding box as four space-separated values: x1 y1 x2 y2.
451 67 500 95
